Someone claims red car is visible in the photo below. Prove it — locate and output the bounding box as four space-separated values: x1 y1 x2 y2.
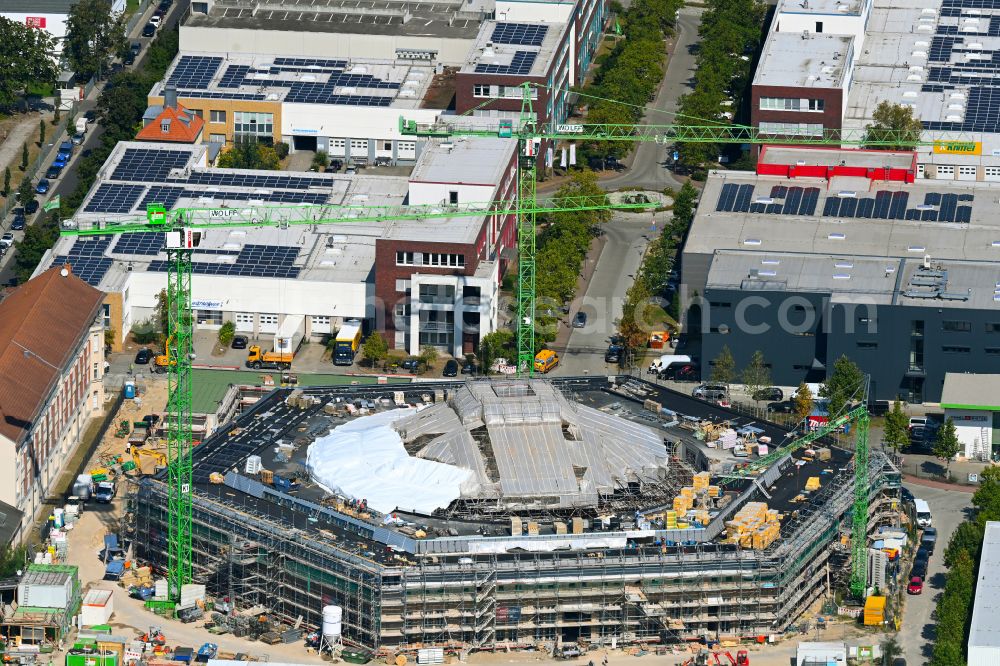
908 576 923 595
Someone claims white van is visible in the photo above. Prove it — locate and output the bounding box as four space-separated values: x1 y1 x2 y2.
647 354 692 374
914 498 932 528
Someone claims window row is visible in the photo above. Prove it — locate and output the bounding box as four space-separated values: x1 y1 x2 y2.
395 251 466 267
473 84 539 99
758 121 824 137
759 97 824 112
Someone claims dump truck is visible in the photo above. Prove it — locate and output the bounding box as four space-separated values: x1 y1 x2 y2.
246 345 293 370
333 320 363 366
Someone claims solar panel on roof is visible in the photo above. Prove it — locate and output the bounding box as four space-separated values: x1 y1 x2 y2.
113 233 165 256
84 183 145 213
112 149 191 182
840 198 857 217
147 244 302 279
782 187 802 215
717 183 737 212
475 51 538 75
167 55 223 90
52 237 113 286
490 23 549 46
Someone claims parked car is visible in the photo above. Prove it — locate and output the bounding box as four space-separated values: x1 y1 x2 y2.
52 155 69 169
916 545 931 562
130 41 142 56
768 400 795 413
604 343 623 364
84 109 98 123
135 348 152 364
443 359 459 377
24 199 39 215
373 157 392 167
149 14 162 26
752 387 783 402
142 23 156 37
153 7 165 18
661 363 699 381
123 51 135 65
921 527 937 551
158 0 172 10
231 335 248 349
693 383 729 399
0 233 14 248
34 179 50 194
45 165 62 179
461 359 477 375
11 217 25 231
401 357 419 373
907 576 923 595
911 557 928 579
572 311 588 328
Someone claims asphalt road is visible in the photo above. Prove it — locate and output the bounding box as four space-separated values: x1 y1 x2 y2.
0 0 189 286
897 482 973 664
599 8 702 192
554 212 657 375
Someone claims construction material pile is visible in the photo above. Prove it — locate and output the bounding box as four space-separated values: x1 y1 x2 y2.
725 501 782 549
664 473 721 528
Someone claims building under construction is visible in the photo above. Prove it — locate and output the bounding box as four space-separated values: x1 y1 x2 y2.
127 376 901 652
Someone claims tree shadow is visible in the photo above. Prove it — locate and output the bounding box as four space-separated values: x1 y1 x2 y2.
920 459 946 477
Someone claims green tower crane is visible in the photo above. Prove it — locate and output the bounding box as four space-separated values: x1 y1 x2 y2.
60 196 655 600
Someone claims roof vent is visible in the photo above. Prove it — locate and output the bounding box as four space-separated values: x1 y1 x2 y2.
908 245 926 252
743 238 762 246
828 232 846 240
833 273 851 279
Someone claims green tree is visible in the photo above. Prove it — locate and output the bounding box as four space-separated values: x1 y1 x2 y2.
362 331 389 367
742 350 771 401
933 417 961 478
944 520 984 568
0 17 57 112
883 400 910 452
132 317 161 345
65 0 128 80
710 345 735 384
38 119 46 146
619 278 653 352
930 549 975 666
973 466 1000 523
671 182 698 233
104 328 115 351
0 544 27 578
20 143 28 170
478 329 514 375
17 178 33 205
418 345 439 371
154 288 170 337
865 100 924 151
14 221 58 283
217 321 236 347
881 637 901 666
53 104 60 125
820 355 864 418
2 168 9 197
792 382 814 422
312 150 329 171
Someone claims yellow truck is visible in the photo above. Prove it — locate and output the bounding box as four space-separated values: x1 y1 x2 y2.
246 345 293 370
333 320 363 366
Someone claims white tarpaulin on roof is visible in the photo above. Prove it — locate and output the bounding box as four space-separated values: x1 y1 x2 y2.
306 409 472 514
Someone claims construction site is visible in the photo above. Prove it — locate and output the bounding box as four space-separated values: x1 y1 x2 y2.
124 375 902 654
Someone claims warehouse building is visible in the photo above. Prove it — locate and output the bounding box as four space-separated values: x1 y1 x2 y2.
165 0 606 153
34 137 518 358
751 0 1000 176
969 521 1000 666
128 376 901 651
681 146 1000 403
939 373 1000 461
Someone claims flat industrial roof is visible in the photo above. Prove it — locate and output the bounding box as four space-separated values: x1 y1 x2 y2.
409 136 514 186
754 32 852 88
151 52 436 109
183 0 486 39
460 20 565 78
706 250 1000 309
37 140 497 289
760 146 915 170
969 522 1000 655
842 0 1000 146
941 373 1000 410
777 0 862 17
686 169 1000 263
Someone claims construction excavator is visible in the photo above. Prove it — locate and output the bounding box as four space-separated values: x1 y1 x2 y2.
683 650 749 666
132 447 167 475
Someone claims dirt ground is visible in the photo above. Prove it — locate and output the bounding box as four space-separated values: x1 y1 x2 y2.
93 377 170 466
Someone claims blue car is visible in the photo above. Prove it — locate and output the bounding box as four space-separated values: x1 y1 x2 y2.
35 179 50 194
52 155 69 169
10 217 25 230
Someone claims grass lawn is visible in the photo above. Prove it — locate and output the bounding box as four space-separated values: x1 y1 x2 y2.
190 368 389 413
